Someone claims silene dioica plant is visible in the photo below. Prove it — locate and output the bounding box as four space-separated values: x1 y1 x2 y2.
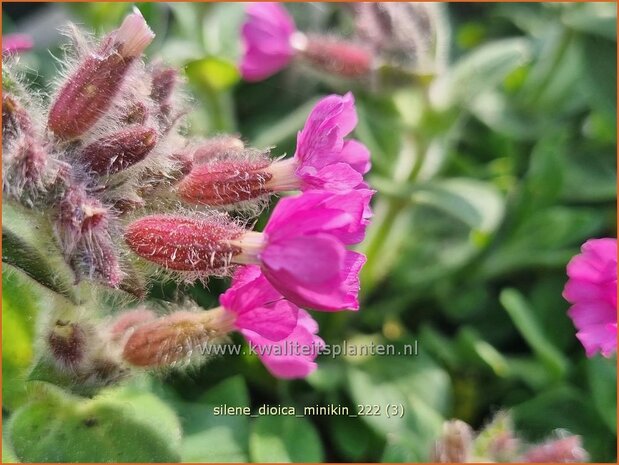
2 2 616 463
3 7 376 388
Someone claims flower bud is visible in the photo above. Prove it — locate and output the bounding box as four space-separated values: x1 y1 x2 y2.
122 308 234 367
177 154 273 206
3 136 48 199
124 214 244 272
523 435 588 463
295 35 373 78
110 308 157 339
79 126 157 175
56 185 109 256
2 95 33 142
120 101 149 125
48 11 154 140
150 65 178 106
193 136 245 165
48 320 86 370
432 419 474 463
82 234 124 288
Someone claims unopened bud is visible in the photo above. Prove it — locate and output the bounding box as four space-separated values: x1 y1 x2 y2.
110 308 157 339
80 126 157 175
524 435 588 463
124 214 244 272
4 136 48 198
177 154 272 206
56 185 109 256
122 308 234 367
2 95 33 142
297 35 373 78
432 419 474 463
82 234 124 288
48 320 86 370
48 12 154 140
121 101 149 125
150 65 178 105
193 136 245 165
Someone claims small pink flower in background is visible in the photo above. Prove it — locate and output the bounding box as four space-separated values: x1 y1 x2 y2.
239 189 373 311
240 2 295 81
2 33 33 54
563 238 617 358
221 265 323 379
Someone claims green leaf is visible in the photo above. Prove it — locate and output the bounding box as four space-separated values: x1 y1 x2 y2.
2 228 77 304
249 414 324 463
581 34 617 116
562 3 617 40
587 355 617 434
185 57 240 93
2 272 38 411
8 388 182 462
430 38 532 110
179 376 250 462
499 289 568 380
412 178 505 235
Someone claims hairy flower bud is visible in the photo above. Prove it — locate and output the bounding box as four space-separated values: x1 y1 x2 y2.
122 308 234 367
56 185 109 256
432 420 474 463
124 214 244 272
150 65 177 106
81 234 124 287
523 435 588 463
177 153 272 206
48 320 86 370
2 95 33 143
110 308 157 339
193 136 245 165
121 101 149 125
48 11 154 140
295 35 373 78
79 126 157 175
3 136 48 200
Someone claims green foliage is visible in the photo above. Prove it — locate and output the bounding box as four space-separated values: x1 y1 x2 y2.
2 2 616 463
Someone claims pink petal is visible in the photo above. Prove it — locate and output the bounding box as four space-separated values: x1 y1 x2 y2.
564 238 617 357
242 309 324 379
2 34 33 54
340 139 371 174
576 323 617 358
265 190 373 245
294 92 360 174
220 265 298 341
297 162 364 191
240 3 295 81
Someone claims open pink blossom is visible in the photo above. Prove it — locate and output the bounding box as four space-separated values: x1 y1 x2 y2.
563 238 617 358
177 93 373 208
2 34 33 54
221 265 323 379
266 92 371 194
244 306 324 379
240 2 296 81
233 189 373 311
220 264 298 341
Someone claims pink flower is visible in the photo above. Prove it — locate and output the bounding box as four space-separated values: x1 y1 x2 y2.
563 238 617 358
265 92 371 194
221 265 323 379
220 265 298 341
240 2 296 81
2 34 33 54
235 189 373 311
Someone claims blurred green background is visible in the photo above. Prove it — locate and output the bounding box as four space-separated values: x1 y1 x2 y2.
2 2 617 462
